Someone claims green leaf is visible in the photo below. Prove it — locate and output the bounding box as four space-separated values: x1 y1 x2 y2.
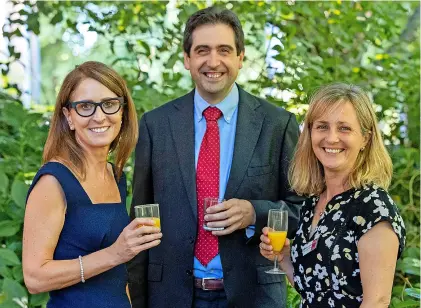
0 221 21 237
11 179 28 208
12 265 23 283
0 249 21 266
30 292 49 306
166 52 181 69
0 172 9 195
0 265 13 279
50 11 63 24
405 288 421 299
2 278 27 305
393 299 421 308
397 257 421 276
126 195 132 214
1 101 25 129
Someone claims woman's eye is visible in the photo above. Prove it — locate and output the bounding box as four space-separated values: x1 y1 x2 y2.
340 126 351 131
316 125 328 130
81 103 93 110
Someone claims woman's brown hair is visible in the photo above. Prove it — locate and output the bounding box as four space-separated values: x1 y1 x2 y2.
43 61 138 180
289 83 393 196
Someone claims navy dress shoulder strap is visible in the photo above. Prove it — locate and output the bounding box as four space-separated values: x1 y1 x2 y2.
27 161 89 206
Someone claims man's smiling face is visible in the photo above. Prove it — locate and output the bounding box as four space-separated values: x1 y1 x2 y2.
184 23 244 104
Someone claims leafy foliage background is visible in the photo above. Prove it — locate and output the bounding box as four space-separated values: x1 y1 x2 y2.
0 1 419 307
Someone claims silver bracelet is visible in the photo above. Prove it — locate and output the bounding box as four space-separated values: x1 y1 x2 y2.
78 255 85 283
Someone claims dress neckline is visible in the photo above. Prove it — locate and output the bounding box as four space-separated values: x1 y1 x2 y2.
46 161 123 205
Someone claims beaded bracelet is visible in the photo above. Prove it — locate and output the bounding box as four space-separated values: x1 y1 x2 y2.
78 255 85 283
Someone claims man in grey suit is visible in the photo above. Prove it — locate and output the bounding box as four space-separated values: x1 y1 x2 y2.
127 6 304 308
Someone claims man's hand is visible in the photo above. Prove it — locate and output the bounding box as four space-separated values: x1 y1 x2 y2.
204 198 256 236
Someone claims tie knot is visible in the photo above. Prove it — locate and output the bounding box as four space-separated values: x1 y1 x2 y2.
203 107 222 122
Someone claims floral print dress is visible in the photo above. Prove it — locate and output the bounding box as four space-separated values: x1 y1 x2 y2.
291 185 406 307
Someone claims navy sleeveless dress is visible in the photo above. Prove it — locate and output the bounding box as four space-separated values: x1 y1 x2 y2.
26 162 131 308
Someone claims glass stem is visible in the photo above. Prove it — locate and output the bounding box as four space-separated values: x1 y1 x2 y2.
274 254 278 270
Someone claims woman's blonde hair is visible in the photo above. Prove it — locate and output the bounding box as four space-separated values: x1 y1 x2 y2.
43 61 138 180
289 83 393 196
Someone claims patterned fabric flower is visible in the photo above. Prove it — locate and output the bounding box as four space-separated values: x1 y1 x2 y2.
291 185 406 307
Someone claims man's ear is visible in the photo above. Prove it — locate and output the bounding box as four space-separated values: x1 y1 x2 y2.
184 52 190 70
238 51 245 69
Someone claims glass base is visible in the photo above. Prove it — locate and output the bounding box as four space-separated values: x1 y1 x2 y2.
203 225 224 231
265 268 285 275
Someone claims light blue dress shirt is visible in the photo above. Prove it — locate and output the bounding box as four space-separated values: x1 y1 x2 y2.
193 84 254 279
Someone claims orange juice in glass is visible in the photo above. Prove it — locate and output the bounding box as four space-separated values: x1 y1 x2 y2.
267 230 287 253
265 209 288 275
151 217 161 228
134 204 160 228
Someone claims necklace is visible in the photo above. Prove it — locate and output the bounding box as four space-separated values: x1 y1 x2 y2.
316 193 327 217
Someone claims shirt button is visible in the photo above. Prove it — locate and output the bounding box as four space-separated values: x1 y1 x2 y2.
186 270 193 276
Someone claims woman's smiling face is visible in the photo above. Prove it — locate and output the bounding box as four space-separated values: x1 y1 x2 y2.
311 101 369 177
63 78 123 152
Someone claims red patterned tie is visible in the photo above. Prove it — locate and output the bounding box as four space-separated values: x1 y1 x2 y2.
194 107 222 266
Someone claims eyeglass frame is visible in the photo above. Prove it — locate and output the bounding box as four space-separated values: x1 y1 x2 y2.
67 97 126 117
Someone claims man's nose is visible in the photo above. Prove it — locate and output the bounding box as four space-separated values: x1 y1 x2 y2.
206 50 221 68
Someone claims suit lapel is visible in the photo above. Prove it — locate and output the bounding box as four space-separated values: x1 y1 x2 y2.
168 90 198 220
225 88 265 199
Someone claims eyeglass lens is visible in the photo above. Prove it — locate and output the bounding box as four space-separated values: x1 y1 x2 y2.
76 99 122 116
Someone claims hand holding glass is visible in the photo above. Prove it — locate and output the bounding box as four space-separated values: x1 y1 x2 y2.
265 209 288 275
203 198 225 231
134 204 160 228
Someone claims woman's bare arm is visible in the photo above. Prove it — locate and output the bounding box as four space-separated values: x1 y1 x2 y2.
358 221 399 308
23 175 162 294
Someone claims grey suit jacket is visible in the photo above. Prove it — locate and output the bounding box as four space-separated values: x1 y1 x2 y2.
127 87 304 308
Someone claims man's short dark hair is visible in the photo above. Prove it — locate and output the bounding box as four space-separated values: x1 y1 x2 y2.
183 6 245 56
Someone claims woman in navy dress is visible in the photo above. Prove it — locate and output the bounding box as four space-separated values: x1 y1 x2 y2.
259 83 405 307
22 61 162 308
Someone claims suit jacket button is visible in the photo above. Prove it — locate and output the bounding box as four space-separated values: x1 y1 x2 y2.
186 270 193 276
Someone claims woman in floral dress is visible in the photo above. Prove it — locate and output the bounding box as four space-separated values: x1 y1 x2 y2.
260 83 405 307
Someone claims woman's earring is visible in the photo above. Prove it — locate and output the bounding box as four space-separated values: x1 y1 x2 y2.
360 147 365 151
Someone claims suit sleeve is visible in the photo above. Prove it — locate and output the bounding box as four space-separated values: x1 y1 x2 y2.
247 112 304 245
126 114 153 308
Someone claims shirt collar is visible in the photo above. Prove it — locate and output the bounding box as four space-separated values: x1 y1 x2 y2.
194 83 239 124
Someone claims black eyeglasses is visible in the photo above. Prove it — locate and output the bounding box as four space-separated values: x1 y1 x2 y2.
67 97 125 117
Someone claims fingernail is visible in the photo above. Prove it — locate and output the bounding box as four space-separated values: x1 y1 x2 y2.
204 215 208 220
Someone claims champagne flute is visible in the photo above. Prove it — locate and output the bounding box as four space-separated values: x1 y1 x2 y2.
265 209 288 275
134 204 160 228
